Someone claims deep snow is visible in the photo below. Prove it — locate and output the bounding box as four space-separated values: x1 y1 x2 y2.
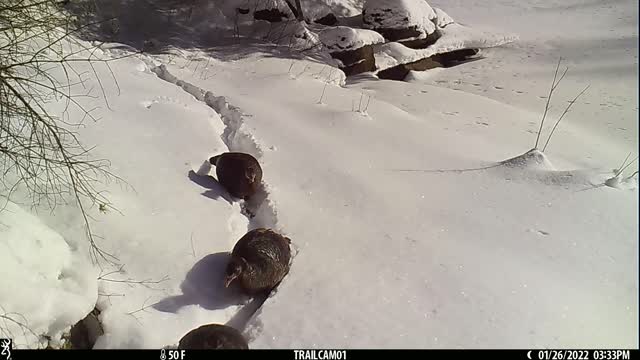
0 201 98 348
0 0 637 350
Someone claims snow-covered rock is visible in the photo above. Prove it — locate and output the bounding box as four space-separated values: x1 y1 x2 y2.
319 26 385 52
374 23 517 72
236 0 336 24
251 0 292 14
320 27 385 76
252 0 293 22
363 0 438 41
300 0 335 23
434 8 455 29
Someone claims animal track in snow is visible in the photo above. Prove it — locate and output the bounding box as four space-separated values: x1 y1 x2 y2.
140 96 189 109
140 100 156 109
147 61 296 339
527 228 550 236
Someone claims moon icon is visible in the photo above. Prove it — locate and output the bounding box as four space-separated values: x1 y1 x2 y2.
527 351 532 359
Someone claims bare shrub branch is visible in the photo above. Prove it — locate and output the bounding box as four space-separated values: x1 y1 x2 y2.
0 0 137 266
126 296 156 325
98 265 170 290
0 306 42 349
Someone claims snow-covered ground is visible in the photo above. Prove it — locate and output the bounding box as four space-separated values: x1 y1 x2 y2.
0 0 637 350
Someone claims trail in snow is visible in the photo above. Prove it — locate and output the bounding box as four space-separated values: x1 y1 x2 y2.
145 60 298 337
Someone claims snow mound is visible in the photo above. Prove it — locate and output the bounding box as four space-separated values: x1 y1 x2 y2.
605 174 639 191
500 149 554 170
319 26 385 51
490 150 610 188
363 0 438 38
0 201 98 349
375 23 518 70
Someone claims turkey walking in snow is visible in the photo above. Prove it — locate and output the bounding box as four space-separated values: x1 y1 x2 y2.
225 228 292 295
178 324 248 349
209 152 262 200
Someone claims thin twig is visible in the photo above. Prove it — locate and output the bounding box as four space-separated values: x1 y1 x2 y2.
625 170 639 180
98 265 169 289
190 232 196 258
364 95 372 113
126 296 155 324
534 58 568 148
615 151 633 175
542 84 590 152
617 155 638 177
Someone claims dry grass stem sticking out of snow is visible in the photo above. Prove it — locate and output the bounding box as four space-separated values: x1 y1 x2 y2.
534 58 567 148
0 0 142 267
541 84 590 152
317 68 336 104
351 91 372 115
534 57 590 152
574 151 638 192
605 154 639 187
613 152 638 178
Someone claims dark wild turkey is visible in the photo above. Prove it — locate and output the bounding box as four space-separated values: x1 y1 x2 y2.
209 152 263 201
225 228 291 295
178 324 248 349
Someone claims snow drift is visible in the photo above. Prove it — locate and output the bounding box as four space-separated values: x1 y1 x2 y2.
0 201 98 349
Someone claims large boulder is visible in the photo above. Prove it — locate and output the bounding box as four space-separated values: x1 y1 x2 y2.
300 0 338 24
314 12 338 25
319 27 386 76
363 0 438 42
254 8 290 22
363 1 458 49
249 0 339 25
249 0 293 22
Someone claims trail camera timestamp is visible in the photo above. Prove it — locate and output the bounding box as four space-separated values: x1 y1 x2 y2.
533 350 631 360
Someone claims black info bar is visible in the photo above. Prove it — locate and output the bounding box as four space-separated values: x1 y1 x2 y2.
6 349 637 360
